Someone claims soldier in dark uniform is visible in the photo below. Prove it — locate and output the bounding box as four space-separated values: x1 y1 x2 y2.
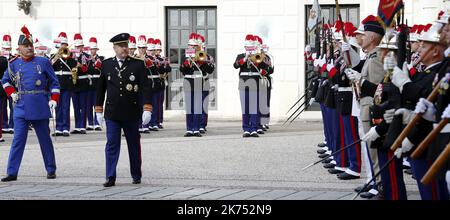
86 37 103 131
95 33 153 187
261 43 274 131
152 39 172 130
71 33 91 134
234 34 271 138
181 33 215 137
1 26 60 182
392 21 449 200
136 35 152 134
1 34 15 135
51 32 78 137
146 38 164 131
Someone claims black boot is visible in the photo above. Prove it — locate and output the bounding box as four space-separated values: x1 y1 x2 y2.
1 175 17 182
103 178 116 187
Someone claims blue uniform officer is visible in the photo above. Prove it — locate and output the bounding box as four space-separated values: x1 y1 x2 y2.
1 26 60 182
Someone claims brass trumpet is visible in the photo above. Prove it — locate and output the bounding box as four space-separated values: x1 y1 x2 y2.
51 47 72 64
249 52 266 64
195 50 207 62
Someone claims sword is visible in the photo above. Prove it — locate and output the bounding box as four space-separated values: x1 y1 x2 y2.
352 155 396 200
301 139 362 170
286 90 308 114
51 108 57 142
283 100 308 126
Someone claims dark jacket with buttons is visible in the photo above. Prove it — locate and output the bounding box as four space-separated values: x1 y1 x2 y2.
96 56 152 121
73 52 91 92
52 55 78 91
88 55 104 91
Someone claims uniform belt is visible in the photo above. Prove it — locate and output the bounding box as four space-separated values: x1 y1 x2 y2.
18 90 48 95
90 75 100 78
434 123 450 133
77 75 90 79
184 74 203 79
240 72 260 76
148 75 161 79
338 87 353 92
55 71 72 76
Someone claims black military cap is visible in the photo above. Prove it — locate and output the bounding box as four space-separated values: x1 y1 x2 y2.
109 33 130 45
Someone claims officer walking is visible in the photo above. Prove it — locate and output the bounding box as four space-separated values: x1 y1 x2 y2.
1 26 60 182
95 33 153 187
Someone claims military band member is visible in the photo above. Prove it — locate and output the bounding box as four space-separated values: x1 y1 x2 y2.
70 34 91 134
181 33 215 137
234 34 271 138
95 33 153 187
1 34 14 135
260 42 274 131
136 35 151 133
1 26 60 182
51 32 78 137
86 37 103 131
151 39 172 130
128 36 137 57
146 38 164 131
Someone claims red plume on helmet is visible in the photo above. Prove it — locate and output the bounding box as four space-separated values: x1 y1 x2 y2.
21 25 31 38
362 15 377 24
245 34 254 41
423 23 433 32
344 22 357 37
417 24 425 34
334 20 343 32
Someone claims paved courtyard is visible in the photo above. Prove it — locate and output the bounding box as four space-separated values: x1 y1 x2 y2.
0 120 420 200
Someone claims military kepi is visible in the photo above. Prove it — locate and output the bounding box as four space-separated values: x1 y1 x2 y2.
18 25 33 45
109 33 130 45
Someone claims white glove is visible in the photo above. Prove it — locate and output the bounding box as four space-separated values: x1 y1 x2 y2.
48 100 57 109
11 93 19 103
309 98 315 106
414 98 436 122
313 57 320 67
96 113 104 126
441 104 450 119
317 56 326 67
383 109 395 124
344 69 361 82
383 54 397 71
326 62 334 72
341 42 351 52
392 62 411 93
395 108 413 125
142 111 152 126
395 138 415 158
362 127 380 142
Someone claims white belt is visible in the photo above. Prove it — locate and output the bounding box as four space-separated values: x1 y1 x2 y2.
184 74 203 79
434 123 450 133
55 71 72 76
77 75 90 79
338 87 353 92
240 72 260 76
90 75 100 78
148 75 161 79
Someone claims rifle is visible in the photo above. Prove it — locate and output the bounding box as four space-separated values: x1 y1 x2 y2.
302 139 362 170
335 0 361 100
390 77 445 151
421 142 450 185
411 118 449 159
